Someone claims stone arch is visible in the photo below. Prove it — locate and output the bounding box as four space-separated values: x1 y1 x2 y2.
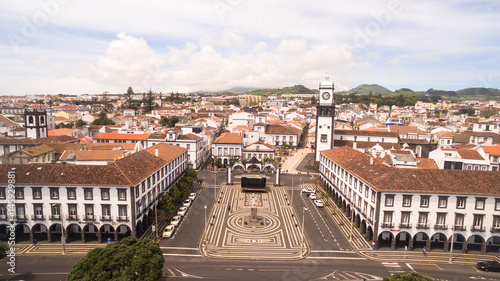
395 231 412 250
467 234 485 253
262 163 276 173
485 236 500 254
360 219 367 235
355 213 361 228
99 224 116 243
449 233 466 252
412 232 430 250
430 232 447 251
117 224 132 239
0 224 9 241
15 224 30 242
378 231 393 248
66 223 82 243
136 220 143 237
366 225 374 241
31 223 48 242
232 162 245 174
83 223 99 243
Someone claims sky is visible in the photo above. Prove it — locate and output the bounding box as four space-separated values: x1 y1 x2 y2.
1 0 500 95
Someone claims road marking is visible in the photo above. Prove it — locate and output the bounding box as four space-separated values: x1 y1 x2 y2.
167 268 176 276
161 247 198 250
472 266 481 273
407 263 443 271
163 253 201 257
406 263 415 272
307 256 365 260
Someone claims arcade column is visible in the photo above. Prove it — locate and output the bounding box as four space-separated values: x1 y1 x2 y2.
274 168 281 186
227 167 233 185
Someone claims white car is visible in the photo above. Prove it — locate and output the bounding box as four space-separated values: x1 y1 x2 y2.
182 199 192 207
309 193 317 200
314 199 324 208
171 215 182 226
177 206 188 216
302 188 314 194
188 193 197 201
163 225 175 238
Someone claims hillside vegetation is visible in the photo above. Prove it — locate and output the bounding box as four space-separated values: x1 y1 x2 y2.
242 85 317 96
338 84 392 95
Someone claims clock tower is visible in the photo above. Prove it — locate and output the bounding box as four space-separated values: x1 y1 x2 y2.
315 76 335 161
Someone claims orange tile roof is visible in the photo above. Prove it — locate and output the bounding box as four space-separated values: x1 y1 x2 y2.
93 131 150 141
436 131 453 137
483 144 500 156
48 128 73 136
87 143 137 150
60 150 124 161
145 143 187 163
416 158 438 169
213 132 243 144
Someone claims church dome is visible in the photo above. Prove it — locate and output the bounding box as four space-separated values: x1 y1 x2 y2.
319 75 334 88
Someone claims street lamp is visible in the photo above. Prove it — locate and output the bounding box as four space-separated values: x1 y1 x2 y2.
449 212 462 263
204 205 207 248
301 207 307 257
51 203 66 255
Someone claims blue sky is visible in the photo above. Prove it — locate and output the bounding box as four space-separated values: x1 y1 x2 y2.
1 0 500 95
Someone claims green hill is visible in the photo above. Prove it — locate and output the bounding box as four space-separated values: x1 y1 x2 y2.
339 84 393 95
456 88 500 97
243 85 317 96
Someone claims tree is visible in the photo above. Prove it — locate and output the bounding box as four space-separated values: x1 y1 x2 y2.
0 242 7 259
75 119 87 128
383 271 433 281
91 112 115 126
125 86 134 108
67 236 164 281
143 90 156 114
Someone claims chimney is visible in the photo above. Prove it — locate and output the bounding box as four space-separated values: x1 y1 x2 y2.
353 142 357 149
155 147 159 157
370 157 374 165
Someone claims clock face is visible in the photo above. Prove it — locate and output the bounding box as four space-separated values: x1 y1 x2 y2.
322 92 331 100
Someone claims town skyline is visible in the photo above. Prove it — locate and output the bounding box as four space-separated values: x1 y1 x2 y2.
2 1 500 96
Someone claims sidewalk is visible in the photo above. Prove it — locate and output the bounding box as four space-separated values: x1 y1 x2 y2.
281 148 316 174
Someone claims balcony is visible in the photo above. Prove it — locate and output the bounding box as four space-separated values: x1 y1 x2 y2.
66 215 78 221
50 215 61 221
16 215 27 222
0 215 6 220
434 224 448 230
101 215 113 222
84 215 95 221
471 226 485 232
491 227 500 233
399 223 412 229
416 223 430 229
31 214 45 221
381 222 393 228
454 225 466 231
117 216 129 222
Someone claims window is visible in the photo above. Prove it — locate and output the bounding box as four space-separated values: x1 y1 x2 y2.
420 196 430 208
0 205 6 219
0 187 5 199
385 195 394 207
383 211 393 226
51 204 60 217
119 205 127 220
68 205 77 219
101 189 110 200
32 187 42 199
321 134 327 142
85 205 94 219
475 198 485 210
16 204 26 219
118 189 127 201
50 187 59 199
364 186 369 198
15 187 24 199
455 214 464 227
456 197 466 209
418 212 428 226
473 215 483 230
438 197 448 208
67 188 76 200
436 213 446 226
402 195 412 207
84 189 93 200
493 216 500 229
34 204 43 217
401 212 411 226
135 185 139 198
142 182 145 193
496 199 500 211
371 192 376 203
102 205 111 219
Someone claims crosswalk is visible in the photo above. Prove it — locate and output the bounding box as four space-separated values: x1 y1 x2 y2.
382 262 404 275
314 270 382 280
14 243 107 255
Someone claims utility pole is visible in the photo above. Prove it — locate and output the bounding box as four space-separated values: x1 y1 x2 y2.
449 213 456 263
52 203 66 255
301 207 307 257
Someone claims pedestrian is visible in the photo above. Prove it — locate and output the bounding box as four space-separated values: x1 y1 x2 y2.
33 238 37 246
228 205 231 212
423 246 427 256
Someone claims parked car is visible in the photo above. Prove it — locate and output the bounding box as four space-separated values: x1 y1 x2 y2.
182 199 192 207
476 261 500 272
309 193 317 200
188 193 197 201
314 200 324 207
177 206 188 216
163 225 175 238
171 215 182 227
302 188 314 194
